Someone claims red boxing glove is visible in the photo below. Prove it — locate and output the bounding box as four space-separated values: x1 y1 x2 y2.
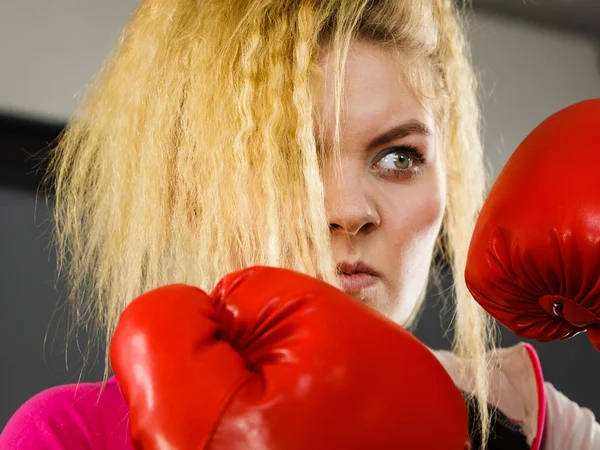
110 266 471 449
465 99 600 351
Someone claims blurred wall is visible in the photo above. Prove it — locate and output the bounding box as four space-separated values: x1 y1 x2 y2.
1 0 600 429
0 0 138 122
469 12 600 179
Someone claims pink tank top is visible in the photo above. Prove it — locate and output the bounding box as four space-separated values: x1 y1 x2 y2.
0 377 133 449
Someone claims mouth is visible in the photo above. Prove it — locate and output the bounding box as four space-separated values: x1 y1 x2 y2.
336 261 380 292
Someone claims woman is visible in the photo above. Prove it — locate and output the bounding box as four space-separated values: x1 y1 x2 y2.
0 0 597 448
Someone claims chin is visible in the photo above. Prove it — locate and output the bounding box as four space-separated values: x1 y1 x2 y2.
348 290 372 304
349 285 394 317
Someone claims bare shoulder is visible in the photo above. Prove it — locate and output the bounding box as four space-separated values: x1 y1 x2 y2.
430 343 544 448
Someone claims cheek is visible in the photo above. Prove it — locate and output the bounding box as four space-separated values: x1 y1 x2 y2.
380 177 445 323
384 176 445 256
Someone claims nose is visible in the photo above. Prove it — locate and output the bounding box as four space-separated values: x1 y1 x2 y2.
325 167 381 236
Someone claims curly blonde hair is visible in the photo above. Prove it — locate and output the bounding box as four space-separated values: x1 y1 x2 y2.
45 0 496 444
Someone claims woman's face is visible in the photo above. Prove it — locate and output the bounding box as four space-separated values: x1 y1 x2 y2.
317 40 446 325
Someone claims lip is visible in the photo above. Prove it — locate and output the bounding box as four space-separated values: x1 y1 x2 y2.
337 273 379 292
336 261 380 292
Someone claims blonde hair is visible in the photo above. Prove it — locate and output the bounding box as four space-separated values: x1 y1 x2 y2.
45 0 496 444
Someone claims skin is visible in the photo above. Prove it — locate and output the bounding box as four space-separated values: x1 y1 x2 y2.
317 40 446 325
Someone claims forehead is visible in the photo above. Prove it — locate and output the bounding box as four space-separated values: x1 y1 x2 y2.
315 40 433 142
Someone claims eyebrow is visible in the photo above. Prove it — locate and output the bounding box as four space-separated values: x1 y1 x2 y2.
366 120 432 151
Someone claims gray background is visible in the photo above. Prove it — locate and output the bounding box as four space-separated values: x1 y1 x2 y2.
1 0 600 429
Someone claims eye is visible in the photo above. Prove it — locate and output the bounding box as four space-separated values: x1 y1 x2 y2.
372 145 426 180
378 151 413 170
